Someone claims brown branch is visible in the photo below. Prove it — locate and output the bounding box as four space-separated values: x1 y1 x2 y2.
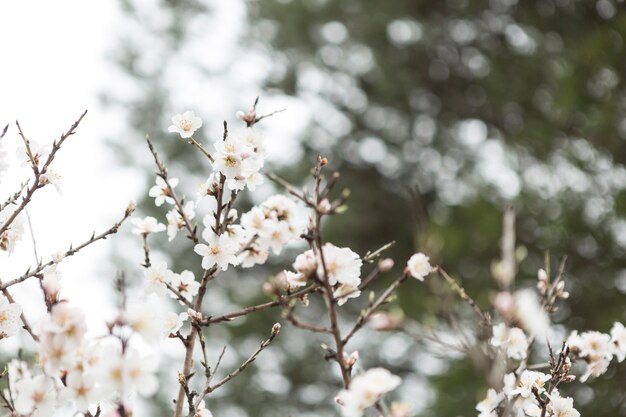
146 137 198 244
195 324 281 404
434 266 491 327
199 284 320 325
0 182 29 213
1 207 132 290
0 111 88 237
342 274 410 346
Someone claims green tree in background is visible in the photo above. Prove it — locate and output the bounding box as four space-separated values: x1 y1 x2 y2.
108 0 626 415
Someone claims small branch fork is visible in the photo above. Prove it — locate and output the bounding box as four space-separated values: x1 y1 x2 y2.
0 110 88 237
146 137 199 244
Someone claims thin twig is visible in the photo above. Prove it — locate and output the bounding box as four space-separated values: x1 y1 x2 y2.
1 207 132 290
195 324 281 404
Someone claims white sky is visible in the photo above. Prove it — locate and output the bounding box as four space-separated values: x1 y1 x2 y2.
0 1 140 333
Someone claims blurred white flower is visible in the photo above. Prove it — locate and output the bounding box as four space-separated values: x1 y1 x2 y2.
0 295 22 338
144 262 174 296
334 284 361 306
195 399 214 417
513 289 550 339
509 370 550 398
14 374 58 416
164 311 188 336
124 296 167 342
0 208 25 253
62 371 100 411
337 368 401 417
406 253 432 281
549 393 580 417
476 388 503 417
490 323 529 360
131 216 166 235
610 322 626 362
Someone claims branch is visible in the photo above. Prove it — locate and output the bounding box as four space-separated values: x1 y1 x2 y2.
0 111 88 237
195 324 281 404
1 206 132 290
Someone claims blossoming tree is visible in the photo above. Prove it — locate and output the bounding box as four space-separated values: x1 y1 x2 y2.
0 101 625 417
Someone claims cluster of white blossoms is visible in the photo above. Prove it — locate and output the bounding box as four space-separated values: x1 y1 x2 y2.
567 322 626 381
211 128 266 192
336 368 402 417
490 323 530 360
282 243 363 305
3 290 164 415
476 370 580 417
194 194 305 271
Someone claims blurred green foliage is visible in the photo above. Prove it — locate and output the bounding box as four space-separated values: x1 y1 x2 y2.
110 0 626 415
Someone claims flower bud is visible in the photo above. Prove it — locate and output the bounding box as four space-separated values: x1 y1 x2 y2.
125 200 137 216
493 291 515 321
318 198 332 214
187 309 203 321
378 258 394 272
272 322 281 335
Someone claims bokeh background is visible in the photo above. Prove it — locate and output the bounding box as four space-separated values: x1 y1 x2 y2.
2 0 626 416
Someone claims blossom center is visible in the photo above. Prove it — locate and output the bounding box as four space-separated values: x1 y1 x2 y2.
180 119 193 131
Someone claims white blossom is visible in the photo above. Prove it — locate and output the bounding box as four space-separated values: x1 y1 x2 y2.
0 295 22 338
62 371 100 411
406 253 432 281
549 393 580 417
168 110 203 139
194 232 240 271
164 311 188 336
40 168 62 194
610 322 626 362
196 399 214 417
509 370 550 399
337 368 401 417
166 201 196 241
124 296 168 342
148 176 178 207
210 129 267 192
513 289 550 339
0 208 25 253
490 323 529 360
131 216 166 235
14 375 58 416
170 270 200 301
319 243 362 287
144 261 174 295
334 284 361 306
476 388 503 417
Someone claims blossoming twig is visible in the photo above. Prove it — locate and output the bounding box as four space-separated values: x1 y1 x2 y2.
146 137 199 244
195 323 281 402
1 206 133 290
0 110 88 237
434 265 491 327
